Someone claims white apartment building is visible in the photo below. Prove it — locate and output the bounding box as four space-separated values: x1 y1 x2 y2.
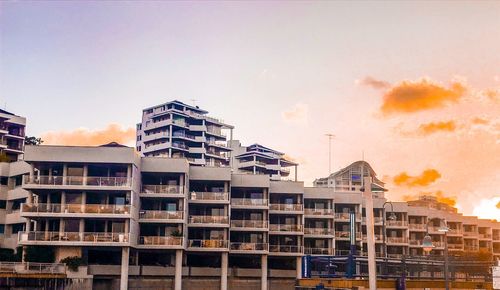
136 100 233 167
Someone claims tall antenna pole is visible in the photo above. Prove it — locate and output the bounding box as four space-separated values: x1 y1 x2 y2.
325 134 335 175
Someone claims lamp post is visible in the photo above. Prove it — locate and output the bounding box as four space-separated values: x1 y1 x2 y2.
382 201 396 276
423 218 449 290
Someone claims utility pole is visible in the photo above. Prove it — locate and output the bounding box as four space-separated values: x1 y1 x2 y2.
325 134 335 175
362 176 377 290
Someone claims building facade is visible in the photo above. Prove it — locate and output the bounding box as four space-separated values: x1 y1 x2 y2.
15 145 500 290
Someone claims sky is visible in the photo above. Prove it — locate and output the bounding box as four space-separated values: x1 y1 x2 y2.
1 1 499 220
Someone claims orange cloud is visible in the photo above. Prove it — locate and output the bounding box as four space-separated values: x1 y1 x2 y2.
381 78 466 115
358 76 390 90
416 120 456 136
472 117 489 125
41 123 135 146
403 190 457 207
394 168 441 187
282 103 308 122
483 89 499 102
497 201 500 209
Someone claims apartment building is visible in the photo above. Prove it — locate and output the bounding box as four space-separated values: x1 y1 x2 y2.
229 141 298 181
15 144 500 290
0 110 29 251
136 100 233 167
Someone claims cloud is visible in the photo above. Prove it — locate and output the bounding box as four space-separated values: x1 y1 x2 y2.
380 78 466 115
497 201 500 209
471 117 489 125
41 123 135 146
483 89 499 102
282 103 308 122
472 197 500 221
393 168 441 187
403 190 457 207
416 120 457 136
357 76 390 90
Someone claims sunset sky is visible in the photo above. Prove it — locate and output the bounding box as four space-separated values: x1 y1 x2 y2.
1 1 499 219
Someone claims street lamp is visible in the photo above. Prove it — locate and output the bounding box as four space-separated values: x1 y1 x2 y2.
423 218 449 290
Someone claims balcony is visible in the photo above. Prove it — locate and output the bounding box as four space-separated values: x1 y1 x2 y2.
140 185 184 197
304 208 334 217
230 220 268 230
447 228 463 235
143 131 170 142
463 231 478 237
139 210 184 222
18 231 129 246
304 228 334 236
230 242 268 253
189 192 229 203
447 243 464 250
269 203 303 213
23 176 131 189
187 239 228 251
408 224 426 231
231 198 268 208
172 131 195 140
409 240 422 246
479 233 492 239
304 248 333 255
138 236 184 249
387 237 408 244
334 212 361 221
386 220 408 227
188 216 229 226
21 203 131 217
269 245 303 255
269 224 303 234
0 262 66 275
464 245 479 251
335 231 362 240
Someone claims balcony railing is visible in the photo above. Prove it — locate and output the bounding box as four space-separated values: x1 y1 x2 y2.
464 245 479 251
304 228 333 235
479 233 492 239
172 131 195 140
269 224 303 232
140 236 183 246
409 240 422 246
141 185 183 195
304 208 334 216
230 243 268 251
386 220 408 227
448 243 464 250
231 198 268 206
304 248 333 255
0 262 66 274
19 231 129 243
463 231 478 237
269 245 302 253
387 237 408 244
190 191 228 201
140 210 183 220
334 212 361 220
24 176 130 187
448 228 462 235
408 223 427 230
189 216 229 224
335 231 362 239
269 203 303 211
21 203 130 215
188 239 228 249
231 220 268 229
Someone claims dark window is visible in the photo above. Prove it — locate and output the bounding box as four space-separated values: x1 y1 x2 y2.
0 200 5 209
0 225 4 234
12 223 24 234
14 176 22 187
0 177 7 186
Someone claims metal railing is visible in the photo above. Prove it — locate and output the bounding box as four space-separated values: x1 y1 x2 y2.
188 239 228 249
269 203 303 211
387 237 408 244
304 228 333 235
386 220 408 227
269 224 303 232
231 220 268 228
24 175 130 187
304 208 334 215
334 212 362 220
231 198 268 206
19 231 129 243
21 203 130 215
190 191 229 201
269 245 303 253
230 242 268 251
189 215 229 224
304 248 333 255
140 210 183 220
140 236 183 246
334 231 362 239
141 185 183 194
0 262 66 274
408 223 427 230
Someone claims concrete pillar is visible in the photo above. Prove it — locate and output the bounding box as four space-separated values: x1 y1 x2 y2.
174 249 183 290
62 164 68 185
120 247 129 290
221 252 228 290
261 255 268 290
296 256 302 279
79 219 84 241
83 165 88 185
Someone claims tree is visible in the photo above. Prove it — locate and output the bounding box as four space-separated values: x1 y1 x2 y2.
24 136 43 146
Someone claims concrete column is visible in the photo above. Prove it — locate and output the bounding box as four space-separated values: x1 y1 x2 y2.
261 255 268 290
174 249 183 290
62 164 68 185
221 252 228 290
179 174 185 194
120 247 129 290
79 219 84 241
296 256 302 279
83 165 88 185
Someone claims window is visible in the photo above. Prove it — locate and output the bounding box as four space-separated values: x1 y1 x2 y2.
14 175 23 187
0 200 6 209
0 177 7 186
0 225 4 234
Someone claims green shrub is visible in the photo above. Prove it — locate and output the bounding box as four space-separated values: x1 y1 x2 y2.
60 256 86 272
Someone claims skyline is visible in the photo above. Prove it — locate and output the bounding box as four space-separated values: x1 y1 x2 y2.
1 1 499 220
